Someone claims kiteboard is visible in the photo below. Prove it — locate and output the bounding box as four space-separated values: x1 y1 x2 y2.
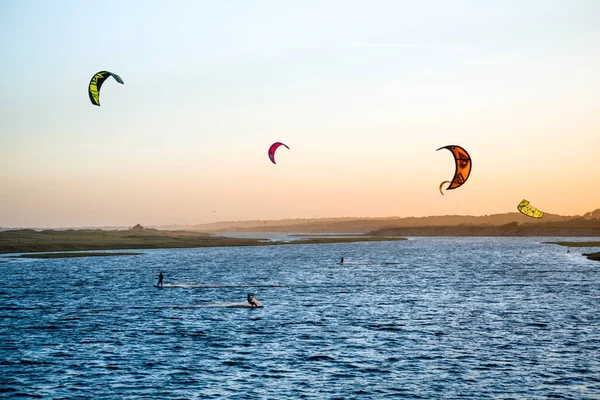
159 283 283 289
194 300 263 308
227 299 262 308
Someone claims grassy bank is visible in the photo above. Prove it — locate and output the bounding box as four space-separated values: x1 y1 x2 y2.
0 229 406 254
0 229 261 254
9 252 144 259
543 242 600 247
583 252 600 261
289 237 405 245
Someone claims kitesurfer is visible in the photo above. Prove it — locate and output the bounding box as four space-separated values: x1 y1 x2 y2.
247 293 259 307
339 256 344 264
157 272 164 287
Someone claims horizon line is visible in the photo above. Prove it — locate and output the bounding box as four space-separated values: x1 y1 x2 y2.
1 209 594 231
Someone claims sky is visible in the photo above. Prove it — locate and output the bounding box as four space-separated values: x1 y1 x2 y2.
1 0 599 227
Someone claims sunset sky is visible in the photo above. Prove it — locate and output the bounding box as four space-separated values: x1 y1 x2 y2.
1 0 599 227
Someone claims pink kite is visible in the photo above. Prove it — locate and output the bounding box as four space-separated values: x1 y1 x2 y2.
268 142 290 164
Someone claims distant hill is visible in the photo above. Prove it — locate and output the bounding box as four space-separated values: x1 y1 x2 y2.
186 218 324 231
195 211 586 234
583 209 600 219
2 209 598 235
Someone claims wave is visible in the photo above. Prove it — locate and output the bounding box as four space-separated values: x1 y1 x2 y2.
178 302 263 309
340 261 403 265
161 283 283 289
339 261 374 265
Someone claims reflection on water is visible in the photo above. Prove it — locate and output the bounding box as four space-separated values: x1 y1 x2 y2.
1 237 599 398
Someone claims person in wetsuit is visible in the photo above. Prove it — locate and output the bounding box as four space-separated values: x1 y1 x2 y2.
157 272 164 287
247 292 259 307
339 256 344 264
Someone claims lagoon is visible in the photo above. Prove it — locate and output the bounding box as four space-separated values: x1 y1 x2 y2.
1 237 599 398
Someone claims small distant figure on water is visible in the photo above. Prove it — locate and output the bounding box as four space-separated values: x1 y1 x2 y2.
567 248 570 253
339 256 344 265
157 272 164 287
247 292 259 307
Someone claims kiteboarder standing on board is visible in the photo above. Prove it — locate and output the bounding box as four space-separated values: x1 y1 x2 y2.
247 293 259 307
157 272 164 288
339 256 344 265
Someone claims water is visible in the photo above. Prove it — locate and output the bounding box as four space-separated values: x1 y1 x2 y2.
1 237 599 399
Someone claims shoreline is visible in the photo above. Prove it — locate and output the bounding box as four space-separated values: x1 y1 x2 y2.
544 241 600 262
0 229 406 255
2 229 598 262
543 241 600 247
8 252 144 259
584 252 600 261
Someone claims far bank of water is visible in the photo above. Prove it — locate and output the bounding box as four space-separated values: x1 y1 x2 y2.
1 237 599 398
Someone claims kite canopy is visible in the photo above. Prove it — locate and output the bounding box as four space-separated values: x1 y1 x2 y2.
268 142 290 164
517 199 544 218
88 71 124 106
437 145 472 194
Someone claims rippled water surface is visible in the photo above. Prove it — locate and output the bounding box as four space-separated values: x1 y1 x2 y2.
2 237 600 399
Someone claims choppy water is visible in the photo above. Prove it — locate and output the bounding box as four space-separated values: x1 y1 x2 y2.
1 237 600 399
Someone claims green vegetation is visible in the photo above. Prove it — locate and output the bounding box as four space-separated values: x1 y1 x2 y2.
543 242 600 247
0 229 266 254
0 229 406 254
584 252 600 261
291 237 406 245
8 252 144 259
371 219 600 237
